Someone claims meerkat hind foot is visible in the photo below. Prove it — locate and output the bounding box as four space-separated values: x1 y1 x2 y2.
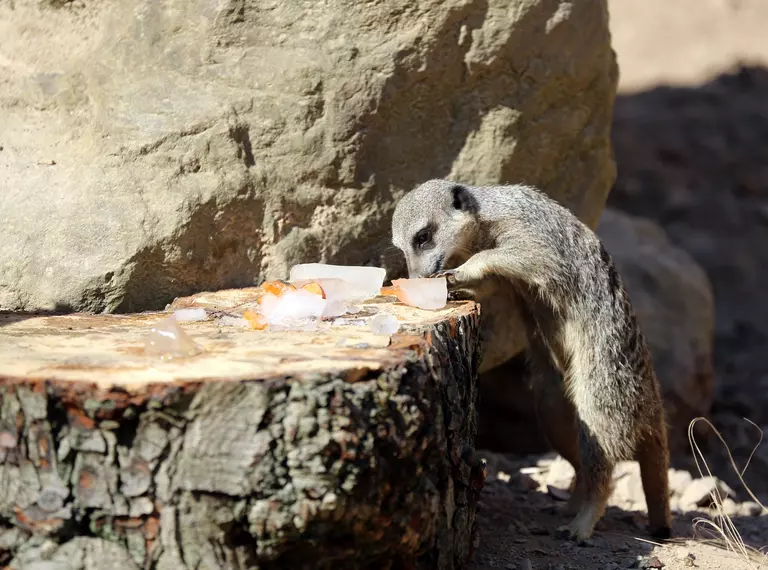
650 525 672 541
566 505 601 543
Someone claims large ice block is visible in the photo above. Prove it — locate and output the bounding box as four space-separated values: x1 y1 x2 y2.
289 264 386 302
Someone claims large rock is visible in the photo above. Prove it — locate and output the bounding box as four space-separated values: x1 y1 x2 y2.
476 209 716 454
596 209 716 451
0 0 617 316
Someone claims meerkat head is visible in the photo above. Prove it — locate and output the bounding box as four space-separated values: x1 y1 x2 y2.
391 179 480 278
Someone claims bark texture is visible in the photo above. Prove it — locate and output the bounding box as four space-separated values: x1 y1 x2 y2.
0 301 482 569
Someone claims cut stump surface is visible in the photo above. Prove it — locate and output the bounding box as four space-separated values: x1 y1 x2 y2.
0 293 483 570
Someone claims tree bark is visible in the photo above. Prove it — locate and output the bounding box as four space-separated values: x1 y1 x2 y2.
0 298 483 570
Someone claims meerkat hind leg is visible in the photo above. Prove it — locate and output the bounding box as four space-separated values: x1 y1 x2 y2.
528 343 583 515
636 420 673 539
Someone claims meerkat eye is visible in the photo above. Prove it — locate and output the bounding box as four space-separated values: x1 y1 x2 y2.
413 226 433 250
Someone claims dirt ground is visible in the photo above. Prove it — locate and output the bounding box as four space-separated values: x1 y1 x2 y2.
467 1 768 568
468 451 767 570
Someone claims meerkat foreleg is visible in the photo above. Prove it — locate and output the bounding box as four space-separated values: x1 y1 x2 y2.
432 248 551 289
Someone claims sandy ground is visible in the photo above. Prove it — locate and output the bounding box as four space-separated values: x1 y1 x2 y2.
469 451 767 570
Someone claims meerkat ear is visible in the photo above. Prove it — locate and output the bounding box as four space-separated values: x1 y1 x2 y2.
450 184 478 214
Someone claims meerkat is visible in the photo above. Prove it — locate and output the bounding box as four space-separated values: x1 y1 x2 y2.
390 179 672 542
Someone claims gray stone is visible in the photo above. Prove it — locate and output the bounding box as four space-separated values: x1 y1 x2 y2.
679 476 734 508
740 501 765 517
597 209 716 452
668 469 694 496
0 0 617 315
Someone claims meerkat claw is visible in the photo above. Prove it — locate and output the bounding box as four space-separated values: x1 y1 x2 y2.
447 289 474 301
430 269 458 286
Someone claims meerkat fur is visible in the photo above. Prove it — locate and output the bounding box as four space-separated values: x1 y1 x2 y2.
391 179 672 542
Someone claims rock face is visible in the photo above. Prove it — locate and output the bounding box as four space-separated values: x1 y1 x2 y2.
0 0 617 316
476 209 716 454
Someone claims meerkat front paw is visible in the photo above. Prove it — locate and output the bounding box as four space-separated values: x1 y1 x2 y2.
430 269 459 287
447 289 475 301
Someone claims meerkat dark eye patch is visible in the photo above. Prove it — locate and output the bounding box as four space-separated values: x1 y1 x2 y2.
412 225 434 251
450 184 479 214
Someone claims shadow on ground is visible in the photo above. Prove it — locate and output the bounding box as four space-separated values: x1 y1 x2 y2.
469 451 768 570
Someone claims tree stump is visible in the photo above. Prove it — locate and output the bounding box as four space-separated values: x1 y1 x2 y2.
0 294 483 570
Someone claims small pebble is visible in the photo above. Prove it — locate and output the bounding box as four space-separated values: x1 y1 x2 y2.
518 559 533 570
720 497 738 517
740 501 765 516
547 485 572 502
679 476 733 508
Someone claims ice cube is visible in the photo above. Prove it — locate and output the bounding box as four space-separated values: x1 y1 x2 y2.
289 264 386 302
260 289 327 324
173 308 208 322
144 316 203 360
369 313 400 335
390 277 447 310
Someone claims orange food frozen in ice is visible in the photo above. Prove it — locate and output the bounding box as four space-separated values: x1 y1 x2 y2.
261 280 296 296
243 309 269 330
300 281 326 298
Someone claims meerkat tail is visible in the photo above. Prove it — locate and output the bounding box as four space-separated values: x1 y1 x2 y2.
636 418 673 539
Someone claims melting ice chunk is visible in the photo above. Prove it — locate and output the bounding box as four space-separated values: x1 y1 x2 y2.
173 308 208 322
387 277 447 310
144 316 203 360
289 264 386 302
260 289 327 324
369 313 400 335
